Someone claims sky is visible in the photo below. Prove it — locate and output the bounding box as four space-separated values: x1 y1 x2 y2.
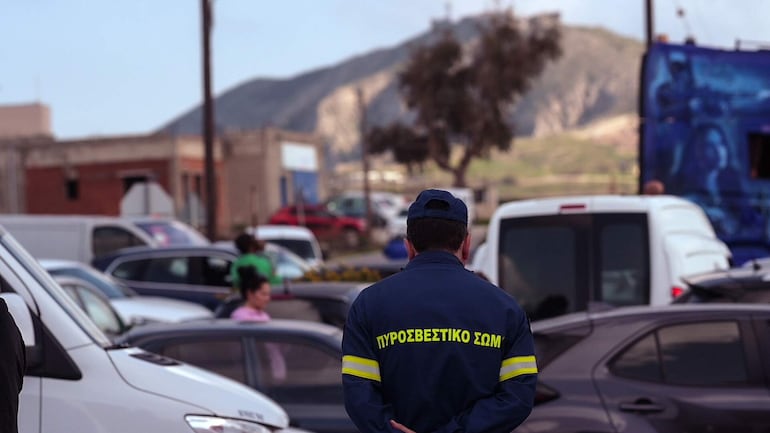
2 0 768 139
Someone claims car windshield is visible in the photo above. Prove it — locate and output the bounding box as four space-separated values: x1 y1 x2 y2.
267 239 317 261
135 220 210 246
264 245 312 278
48 266 137 299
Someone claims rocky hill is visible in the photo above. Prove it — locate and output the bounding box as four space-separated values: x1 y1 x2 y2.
159 14 644 160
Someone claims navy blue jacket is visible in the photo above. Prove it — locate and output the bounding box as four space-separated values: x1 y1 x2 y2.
1 298 25 433
342 251 537 433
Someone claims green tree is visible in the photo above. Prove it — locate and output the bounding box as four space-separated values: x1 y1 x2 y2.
374 11 562 187
366 123 429 175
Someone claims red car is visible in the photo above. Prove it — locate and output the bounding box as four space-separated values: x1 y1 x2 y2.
268 204 366 249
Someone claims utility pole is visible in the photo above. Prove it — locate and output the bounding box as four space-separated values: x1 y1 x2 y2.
645 0 654 47
356 87 373 243
201 0 217 241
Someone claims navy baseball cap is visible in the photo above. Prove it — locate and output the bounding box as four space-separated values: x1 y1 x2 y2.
407 189 468 225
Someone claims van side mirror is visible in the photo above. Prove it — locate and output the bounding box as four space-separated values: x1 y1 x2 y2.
1 293 42 367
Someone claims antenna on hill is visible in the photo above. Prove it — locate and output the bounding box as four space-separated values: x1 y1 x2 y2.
444 0 452 21
675 3 695 43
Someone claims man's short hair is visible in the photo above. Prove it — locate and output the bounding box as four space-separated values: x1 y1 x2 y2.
234 233 256 254
407 218 467 252
406 189 468 252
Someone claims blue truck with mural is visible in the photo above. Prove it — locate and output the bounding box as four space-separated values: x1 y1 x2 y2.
640 41 770 265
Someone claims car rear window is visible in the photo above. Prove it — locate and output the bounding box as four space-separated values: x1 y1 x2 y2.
498 213 649 320
533 322 592 369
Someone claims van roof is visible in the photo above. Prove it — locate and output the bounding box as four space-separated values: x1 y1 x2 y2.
250 225 318 241
493 195 702 219
0 214 140 223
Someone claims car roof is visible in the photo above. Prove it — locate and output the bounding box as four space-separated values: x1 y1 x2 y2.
38 258 85 270
493 194 701 218
684 266 770 288
92 245 238 269
104 244 236 257
250 225 317 239
285 280 369 300
532 303 770 332
120 318 342 342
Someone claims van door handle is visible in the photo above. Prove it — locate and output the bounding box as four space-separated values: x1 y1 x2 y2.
618 398 665 413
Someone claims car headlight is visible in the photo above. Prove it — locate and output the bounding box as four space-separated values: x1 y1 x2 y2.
185 415 274 433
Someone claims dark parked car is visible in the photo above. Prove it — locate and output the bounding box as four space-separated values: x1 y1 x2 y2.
521 304 770 432
92 245 367 326
268 204 366 249
118 319 354 433
673 266 770 304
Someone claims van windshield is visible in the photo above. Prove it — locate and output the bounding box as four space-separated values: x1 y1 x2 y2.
1 234 112 347
498 213 650 320
135 220 210 246
267 239 317 261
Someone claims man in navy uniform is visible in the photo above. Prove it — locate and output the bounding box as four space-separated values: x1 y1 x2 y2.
342 189 537 433
1 297 25 433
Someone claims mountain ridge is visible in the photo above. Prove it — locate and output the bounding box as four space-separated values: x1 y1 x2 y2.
159 15 644 160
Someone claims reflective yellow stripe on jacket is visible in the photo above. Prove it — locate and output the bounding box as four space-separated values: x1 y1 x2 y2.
499 355 538 381
342 355 381 382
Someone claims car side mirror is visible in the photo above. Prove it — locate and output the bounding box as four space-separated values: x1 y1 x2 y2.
1 292 42 367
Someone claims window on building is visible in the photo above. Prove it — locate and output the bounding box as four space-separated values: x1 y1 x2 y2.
122 175 150 193
65 178 79 200
748 133 770 179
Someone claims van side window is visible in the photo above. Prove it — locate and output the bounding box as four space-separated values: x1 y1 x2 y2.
92 226 148 258
597 217 650 306
498 215 590 320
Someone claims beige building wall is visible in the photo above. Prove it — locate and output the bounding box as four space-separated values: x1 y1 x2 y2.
0 126 324 237
223 127 326 231
0 103 52 139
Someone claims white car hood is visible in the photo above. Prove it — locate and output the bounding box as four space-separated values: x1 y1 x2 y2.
111 296 213 324
109 347 289 428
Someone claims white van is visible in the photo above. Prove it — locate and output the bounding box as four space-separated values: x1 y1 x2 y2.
0 214 157 264
249 225 324 268
474 195 731 320
0 227 290 433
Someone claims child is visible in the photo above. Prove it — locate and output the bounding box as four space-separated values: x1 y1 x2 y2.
230 266 272 322
230 233 281 290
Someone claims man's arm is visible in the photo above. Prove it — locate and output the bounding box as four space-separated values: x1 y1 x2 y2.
432 312 537 433
341 301 395 433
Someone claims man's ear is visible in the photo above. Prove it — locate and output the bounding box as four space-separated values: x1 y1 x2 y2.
461 232 471 263
404 238 418 260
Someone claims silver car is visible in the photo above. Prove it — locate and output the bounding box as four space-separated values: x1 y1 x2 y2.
41 259 213 326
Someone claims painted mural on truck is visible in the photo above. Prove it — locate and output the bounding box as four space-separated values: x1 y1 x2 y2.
641 42 770 264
